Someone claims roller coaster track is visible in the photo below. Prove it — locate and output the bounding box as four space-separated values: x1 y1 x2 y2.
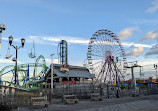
0 55 48 88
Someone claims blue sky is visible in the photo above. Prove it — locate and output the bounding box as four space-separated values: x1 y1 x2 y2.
0 0 158 80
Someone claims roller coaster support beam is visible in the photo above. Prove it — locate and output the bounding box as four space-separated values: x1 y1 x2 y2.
0 75 1 85
26 65 30 88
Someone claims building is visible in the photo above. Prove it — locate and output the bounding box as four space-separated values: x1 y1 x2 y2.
43 64 94 88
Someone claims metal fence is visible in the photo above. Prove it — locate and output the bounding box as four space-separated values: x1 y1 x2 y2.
53 83 158 98
0 83 158 110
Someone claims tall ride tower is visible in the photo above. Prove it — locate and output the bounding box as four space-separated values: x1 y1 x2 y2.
58 40 69 72
58 40 68 66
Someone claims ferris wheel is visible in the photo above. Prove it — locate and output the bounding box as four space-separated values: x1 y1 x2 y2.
87 29 127 84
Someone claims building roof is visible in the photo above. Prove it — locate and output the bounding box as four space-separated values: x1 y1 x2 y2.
53 64 88 70
45 64 94 79
53 68 93 78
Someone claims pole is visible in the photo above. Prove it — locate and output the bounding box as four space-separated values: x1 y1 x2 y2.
0 32 2 52
156 65 157 82
131 67 135 89
15 47 18 86
113 59 119 98
154 64 158 82
115 64 119 98
51 54 54 96
156 68 157 82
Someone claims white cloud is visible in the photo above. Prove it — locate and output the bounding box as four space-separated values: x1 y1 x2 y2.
118 27 135 40
127 47 144 56
146 44 158 56
43 36 89 44
28 36 58 45
140 32 158 41
2 37 20 42
45 58 59 64
28 35 153 49
122 42 153 48
139 58 158 66
28 36 89 45
0 59 22 64
146 0 158 13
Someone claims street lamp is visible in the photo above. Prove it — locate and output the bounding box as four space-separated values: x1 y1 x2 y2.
0 24 6 84
9 36 25 86
154 64 158 82
0 24 6 53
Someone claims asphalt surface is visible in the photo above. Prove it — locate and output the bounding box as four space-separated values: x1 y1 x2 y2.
14 95 158 111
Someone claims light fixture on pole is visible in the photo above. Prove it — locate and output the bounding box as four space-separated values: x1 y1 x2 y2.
21 38 25 47
0 24 6 53
8 36 25 86
9 35 13 45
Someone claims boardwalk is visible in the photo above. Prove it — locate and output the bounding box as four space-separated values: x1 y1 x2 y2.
16 95 158 111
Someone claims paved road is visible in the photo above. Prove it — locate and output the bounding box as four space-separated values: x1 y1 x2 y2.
16 95 158 111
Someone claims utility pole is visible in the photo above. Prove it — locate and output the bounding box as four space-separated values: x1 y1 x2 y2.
154 64 158 82
50 54 55 96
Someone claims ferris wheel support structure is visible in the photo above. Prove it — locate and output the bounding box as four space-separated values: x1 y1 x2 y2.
87 29 127 85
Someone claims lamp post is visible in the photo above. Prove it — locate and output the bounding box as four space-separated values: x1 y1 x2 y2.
0 24 6 53
9 36 25 86
154 64 158 82
50 54 55 96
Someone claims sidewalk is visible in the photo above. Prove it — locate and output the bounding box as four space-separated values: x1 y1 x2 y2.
14 95 158 111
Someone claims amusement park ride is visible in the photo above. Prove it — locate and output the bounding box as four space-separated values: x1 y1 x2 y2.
58 40 69 73
87 29 127 85
0 38 70 90
0 26 142 92
28 41 36 58
0 33 48 89
0 28 129 90
0 55 48 89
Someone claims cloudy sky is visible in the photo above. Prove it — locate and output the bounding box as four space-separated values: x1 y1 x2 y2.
0 0 158 80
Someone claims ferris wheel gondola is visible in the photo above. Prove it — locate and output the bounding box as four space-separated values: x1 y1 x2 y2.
87 29 127 84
